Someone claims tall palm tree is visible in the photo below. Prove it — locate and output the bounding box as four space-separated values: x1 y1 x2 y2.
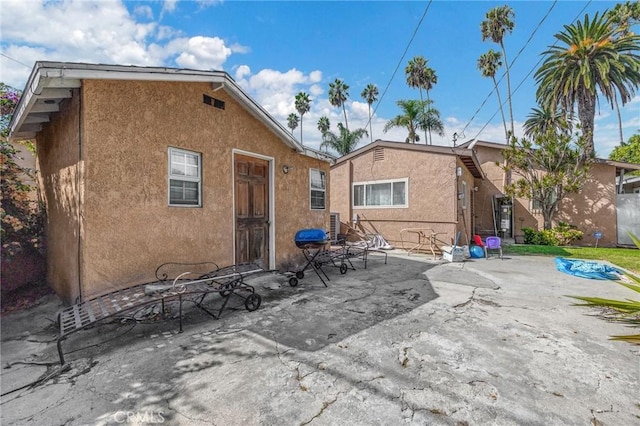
287 113 299 137
294 92 311 145
317 116 330 145
360 83 379 143
535 12 640 157
328 79 350 131
478 49 509 142
523 106 571 138
383 99 428 144
481 5 516 139
405 56 438 144
320 123 368 156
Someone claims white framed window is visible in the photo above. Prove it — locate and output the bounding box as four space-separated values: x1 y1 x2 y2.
353 178 408 208
310 169 326 210
168 147 201 207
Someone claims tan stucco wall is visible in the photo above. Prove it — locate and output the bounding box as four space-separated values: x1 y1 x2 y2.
40 80 329 300
557 163 617 247
36 91 82 303
474 145 619 246
330 147 472 250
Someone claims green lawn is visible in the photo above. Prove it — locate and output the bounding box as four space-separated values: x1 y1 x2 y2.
503 244 640 274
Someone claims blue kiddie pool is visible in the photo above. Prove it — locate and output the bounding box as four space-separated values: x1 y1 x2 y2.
469 244 485 258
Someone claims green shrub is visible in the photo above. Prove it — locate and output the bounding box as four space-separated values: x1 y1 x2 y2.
522 223 583 246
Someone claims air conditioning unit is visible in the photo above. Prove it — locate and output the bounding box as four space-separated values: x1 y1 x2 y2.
329 212 340 244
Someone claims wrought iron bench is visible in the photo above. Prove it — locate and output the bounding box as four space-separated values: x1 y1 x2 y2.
55 262 265 365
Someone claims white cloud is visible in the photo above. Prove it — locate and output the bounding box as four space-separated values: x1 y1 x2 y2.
234 65 251 81
161 0 179 15
173 36 232 70
134 5 154 20
230 43 251 54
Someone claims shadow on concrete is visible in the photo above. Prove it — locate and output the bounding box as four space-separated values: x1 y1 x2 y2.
247 255 438 352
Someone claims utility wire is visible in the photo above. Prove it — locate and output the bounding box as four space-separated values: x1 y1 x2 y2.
365 0 433 137
0 52 31 69
462 0 565 140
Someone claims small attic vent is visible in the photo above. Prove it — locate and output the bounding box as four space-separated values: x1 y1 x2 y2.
203 94 225 110
373 147 385 161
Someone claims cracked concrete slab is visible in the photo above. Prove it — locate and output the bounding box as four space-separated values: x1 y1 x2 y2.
1 253 639 425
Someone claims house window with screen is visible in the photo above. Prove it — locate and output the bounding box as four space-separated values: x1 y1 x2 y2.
168 147 201 206
353 178 408 208
310 169 326 210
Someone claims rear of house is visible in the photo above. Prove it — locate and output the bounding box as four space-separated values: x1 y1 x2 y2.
9 62 333 303
330 141 483 250
466 140 640 247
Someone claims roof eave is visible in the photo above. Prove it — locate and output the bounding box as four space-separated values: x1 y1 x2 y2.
8 62 319 160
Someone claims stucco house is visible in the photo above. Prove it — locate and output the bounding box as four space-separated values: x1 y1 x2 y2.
9 61 334 303
329 140 484 250
460 140 640 247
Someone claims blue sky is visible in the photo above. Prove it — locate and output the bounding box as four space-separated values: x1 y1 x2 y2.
1 0 638 158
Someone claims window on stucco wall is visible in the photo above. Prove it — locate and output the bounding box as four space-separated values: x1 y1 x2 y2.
310 169 326 210
168 147 202 207
353 178 408 208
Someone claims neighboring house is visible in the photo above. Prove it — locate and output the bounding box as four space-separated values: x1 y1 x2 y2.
460 140 640 247
9 62 334 303
330 140 484 250
619 175 640 194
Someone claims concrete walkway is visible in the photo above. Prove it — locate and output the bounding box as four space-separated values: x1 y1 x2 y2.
1 253 638 425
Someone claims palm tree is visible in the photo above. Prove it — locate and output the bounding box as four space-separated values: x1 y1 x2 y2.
523 106 571 138
329 79 350 131
607 2 640 145
287 113 299 136
320 123 368 156
607 1 640 38
481 5 516 139
317 116 330 144
535 12 640 157
405 56 438 144
360 83 379 143
294 92 311 145
383 99 428 144
423 104 445 141
478 49 509 142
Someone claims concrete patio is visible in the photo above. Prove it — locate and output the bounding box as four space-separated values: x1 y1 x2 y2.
1 252 638 425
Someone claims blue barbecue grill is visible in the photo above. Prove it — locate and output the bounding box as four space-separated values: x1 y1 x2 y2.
289 228 349 287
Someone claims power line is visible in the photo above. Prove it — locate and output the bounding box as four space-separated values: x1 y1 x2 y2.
365 0 433 137
462 0 563 140
0 52 31 69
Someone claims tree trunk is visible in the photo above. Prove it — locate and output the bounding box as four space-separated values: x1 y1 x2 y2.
492 76 509 143
342 105 349 132
542 208 553 230
577 91 596 157
501 41 515 138
614 94 624 145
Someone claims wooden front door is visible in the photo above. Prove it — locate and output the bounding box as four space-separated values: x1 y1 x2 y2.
234 154 269 268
